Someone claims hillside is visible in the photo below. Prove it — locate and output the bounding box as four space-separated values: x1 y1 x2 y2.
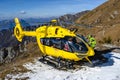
76 0 120 26
74 0 120 45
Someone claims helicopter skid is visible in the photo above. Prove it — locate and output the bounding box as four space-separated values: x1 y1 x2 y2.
39 55 109 71
39 56 84 70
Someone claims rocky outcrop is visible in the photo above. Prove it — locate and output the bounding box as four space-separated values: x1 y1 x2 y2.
0 29 19 48
0 28 36 64
0 41 28 64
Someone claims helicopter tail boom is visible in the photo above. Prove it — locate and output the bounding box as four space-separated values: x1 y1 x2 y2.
14 18 36 42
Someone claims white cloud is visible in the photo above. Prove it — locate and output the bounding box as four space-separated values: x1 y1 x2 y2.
20 10 26 14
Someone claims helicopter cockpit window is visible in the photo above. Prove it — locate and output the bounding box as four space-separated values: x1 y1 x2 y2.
75 36 88 53
63 37 88 53
40 38 52 46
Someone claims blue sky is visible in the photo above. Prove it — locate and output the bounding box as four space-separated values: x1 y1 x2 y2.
0 0 107 19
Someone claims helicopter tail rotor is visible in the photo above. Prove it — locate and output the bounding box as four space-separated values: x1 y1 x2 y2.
14 18 24 42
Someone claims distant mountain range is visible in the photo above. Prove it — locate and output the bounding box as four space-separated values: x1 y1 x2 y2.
0 19 30 30
57 10 90 27
24 17 56 25
58 10 90 23
0 10 90 31
0 17 59 31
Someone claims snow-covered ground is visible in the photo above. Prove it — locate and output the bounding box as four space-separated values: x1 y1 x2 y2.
5 52 120 80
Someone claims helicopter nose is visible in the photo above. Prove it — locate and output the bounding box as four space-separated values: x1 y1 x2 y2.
88 48 95 56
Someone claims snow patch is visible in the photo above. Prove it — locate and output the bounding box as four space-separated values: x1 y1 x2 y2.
5 52 120 80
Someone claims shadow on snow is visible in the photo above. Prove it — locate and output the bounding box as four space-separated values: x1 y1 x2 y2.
90 47 120 67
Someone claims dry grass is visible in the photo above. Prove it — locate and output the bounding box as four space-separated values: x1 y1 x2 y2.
0 65 30 79
69 24 120 46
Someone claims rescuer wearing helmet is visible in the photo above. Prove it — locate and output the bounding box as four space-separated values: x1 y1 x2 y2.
87 35 96 48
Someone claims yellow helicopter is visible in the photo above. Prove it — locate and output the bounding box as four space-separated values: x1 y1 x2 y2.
14 18 95 68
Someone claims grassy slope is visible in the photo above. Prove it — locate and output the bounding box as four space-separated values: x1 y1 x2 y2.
74 0 120 45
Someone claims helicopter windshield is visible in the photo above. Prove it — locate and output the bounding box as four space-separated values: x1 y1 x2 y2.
65 35 88 53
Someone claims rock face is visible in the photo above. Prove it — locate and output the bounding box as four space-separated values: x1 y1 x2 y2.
0 29 19 48
0 41 27 64
0 29 36 64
